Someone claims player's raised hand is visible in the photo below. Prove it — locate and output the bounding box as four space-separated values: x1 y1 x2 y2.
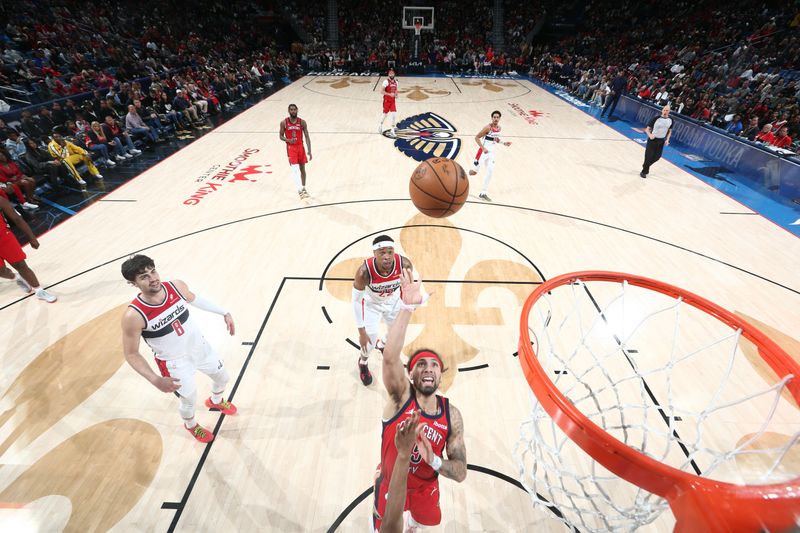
399 268 424 306
415 428 435 464
395 410 422 457
224 313 235 336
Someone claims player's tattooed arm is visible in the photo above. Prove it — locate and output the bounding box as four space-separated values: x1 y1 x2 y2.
400 255 413 272
441 405 467 482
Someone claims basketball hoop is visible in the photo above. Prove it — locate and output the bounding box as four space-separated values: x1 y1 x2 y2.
516 271 800 532
414 21 422 36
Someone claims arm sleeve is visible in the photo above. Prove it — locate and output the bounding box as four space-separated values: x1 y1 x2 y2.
352 288 365 327
190 294 229 315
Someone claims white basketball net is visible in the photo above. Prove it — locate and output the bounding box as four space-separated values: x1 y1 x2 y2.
514 278 799 532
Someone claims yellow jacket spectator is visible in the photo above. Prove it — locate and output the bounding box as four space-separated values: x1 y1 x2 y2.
47 133 103 188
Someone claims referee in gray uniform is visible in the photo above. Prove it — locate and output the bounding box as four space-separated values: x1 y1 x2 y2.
640 104 673 178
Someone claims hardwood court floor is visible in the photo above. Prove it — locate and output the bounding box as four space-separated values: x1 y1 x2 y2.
0 75 797 532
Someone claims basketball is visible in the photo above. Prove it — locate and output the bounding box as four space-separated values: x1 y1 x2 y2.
409 158 469 218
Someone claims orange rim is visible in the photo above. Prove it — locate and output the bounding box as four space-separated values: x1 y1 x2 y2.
518 271 800 532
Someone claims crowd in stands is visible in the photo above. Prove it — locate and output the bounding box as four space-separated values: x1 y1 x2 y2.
530 0 800 152
2 0 798 216
0 0 307 212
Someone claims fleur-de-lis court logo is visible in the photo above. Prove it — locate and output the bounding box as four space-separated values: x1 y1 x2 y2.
315 76 373 89
397 85 451 101
324 213 544 391
0 304 162 530
461 80 518 93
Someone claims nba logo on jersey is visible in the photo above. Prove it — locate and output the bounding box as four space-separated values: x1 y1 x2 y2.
386 112 461 162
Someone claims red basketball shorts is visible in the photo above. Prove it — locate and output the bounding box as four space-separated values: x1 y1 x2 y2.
372 473 440 532
286 143 308 165
0 228 26 268
383 96 397 114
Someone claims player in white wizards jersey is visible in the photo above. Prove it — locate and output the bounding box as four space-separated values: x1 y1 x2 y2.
468 110 512 202
352 235 415 386
120 254 237 443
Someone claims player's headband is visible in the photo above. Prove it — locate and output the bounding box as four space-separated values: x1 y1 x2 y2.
373 238 394 250
409 350 443 370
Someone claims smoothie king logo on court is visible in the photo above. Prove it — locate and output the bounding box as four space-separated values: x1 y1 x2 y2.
182 148 271 206
507 102 548 125
386 112 461 162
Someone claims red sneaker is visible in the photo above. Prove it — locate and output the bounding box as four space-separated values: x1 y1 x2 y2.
205 397 238 415
359 360 373 386
185 423 214 443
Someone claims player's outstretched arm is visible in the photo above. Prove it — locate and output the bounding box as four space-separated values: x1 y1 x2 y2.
121 310 180 393
352 264 370 352
0 197 38 248
383 410 423 533
382 268 424 402
302 119 312 159
173 279 235 335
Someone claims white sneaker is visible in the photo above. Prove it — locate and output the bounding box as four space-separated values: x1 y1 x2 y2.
95 174 104 180
106 160 116 167
14 273 32 294
115 155 126 162
77 178 87 186
21 202 38 210
123 153 134 159
130 148 142 155
35 288 57 303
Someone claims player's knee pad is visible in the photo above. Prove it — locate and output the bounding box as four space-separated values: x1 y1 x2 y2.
179 392 196 419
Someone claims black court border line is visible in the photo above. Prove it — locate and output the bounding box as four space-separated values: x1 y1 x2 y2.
166 277 287 532
326 463 580 532
2 197 797 313
578 283 703 475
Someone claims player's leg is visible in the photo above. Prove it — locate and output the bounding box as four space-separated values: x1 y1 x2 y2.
389 101 397 134
479 154 495 201
298 145 310 196
358 302 382 385
196 342 237 415
468 146 484 176
379 111 387 133
5 234 57 302
0 262 32 294
160 356 214 443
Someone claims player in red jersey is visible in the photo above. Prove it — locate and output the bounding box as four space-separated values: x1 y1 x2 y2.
0 196 57 302
352 235 414 386
120 255 237 444
372 269 467 532
279 103 313 199
379 69 398 135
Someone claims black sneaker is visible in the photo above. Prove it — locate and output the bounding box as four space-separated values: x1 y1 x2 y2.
639 171 647 179
358 360 373 386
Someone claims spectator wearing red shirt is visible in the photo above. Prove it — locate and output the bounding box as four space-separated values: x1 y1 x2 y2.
770 126 793 149
755 124 776 144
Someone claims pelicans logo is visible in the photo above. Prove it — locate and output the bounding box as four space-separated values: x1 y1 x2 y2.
383 112 461 161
